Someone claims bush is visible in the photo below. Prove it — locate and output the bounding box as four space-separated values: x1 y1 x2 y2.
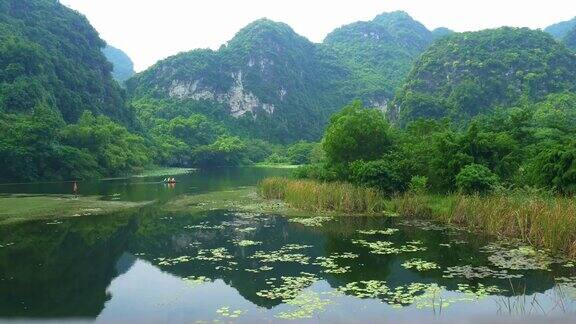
349 159 405 195
408 176 428 194
456 164 499 194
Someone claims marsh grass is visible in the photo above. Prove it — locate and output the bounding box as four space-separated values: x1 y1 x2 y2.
394 193 576 258
260 177 576 258
259 177 387 214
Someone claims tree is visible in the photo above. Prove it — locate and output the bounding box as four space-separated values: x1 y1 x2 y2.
323 101 392 164
456 164 500 194
529 143 576 195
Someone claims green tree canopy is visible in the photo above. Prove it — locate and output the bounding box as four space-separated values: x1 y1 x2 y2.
323 101 392 164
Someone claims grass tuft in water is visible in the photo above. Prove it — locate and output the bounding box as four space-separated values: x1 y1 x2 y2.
259 177 387 214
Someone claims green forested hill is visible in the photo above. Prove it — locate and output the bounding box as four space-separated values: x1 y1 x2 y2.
103 45 135 84
0 0 148 182
431 27 454 40
564 27 576 50
392 27 576 125
544 16 576 39
128 12 440 143
128 18 349 143
0 0 135 125
323 11 433 108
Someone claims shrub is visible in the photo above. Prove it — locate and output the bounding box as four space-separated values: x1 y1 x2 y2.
408 176 428 194
456 164 499 194
349 159 404 195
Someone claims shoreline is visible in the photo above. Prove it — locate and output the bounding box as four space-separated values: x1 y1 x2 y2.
259 177 576 258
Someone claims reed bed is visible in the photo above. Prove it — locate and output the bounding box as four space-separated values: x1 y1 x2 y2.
394 193 576 258
260 177 576 257
259 177 387 214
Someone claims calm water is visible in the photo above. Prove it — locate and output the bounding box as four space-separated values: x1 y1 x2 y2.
0 168 575 323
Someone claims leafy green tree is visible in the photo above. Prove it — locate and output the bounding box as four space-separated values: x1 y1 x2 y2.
323 101 392 164
60 111 150 176
528 143 576 195
192 136 248 167
287 141 316 165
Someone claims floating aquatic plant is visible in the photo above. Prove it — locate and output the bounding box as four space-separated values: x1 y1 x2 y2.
250 244 313 264
401 259 440 271
237 227 257 233
156 256 193 266
256 273 318 301
288 216 333 227
0 242 14 248
443 265 522 279
234 239 262 247
398 219 448 231
276 291 332 320
352 239 427 255
357 228 399 235
338 280 390 299
183 275 211 287
184 222 225 230
216 306 246 318
251 250 310 265
482 242 554 271
195 248 233 262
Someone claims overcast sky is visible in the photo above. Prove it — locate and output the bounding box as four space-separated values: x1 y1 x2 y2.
60 0 576 72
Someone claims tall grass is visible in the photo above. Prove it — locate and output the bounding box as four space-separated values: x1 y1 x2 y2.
259 177 387 214
260 177 576 257
394 193 576 258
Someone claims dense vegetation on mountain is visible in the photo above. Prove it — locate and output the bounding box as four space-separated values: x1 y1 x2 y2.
0 0 148 182
544 16 576 39
128 12 442 145
431 27 454 40
564 27 576 50
322 11 434 108
128 19 349 144
103 45 135 84
3 2 576 184
298 93 576 195
391 28 576 125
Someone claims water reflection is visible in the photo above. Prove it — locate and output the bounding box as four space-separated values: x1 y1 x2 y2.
1 206 575 322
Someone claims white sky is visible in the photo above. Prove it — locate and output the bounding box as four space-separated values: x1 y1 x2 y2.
60 0 576 72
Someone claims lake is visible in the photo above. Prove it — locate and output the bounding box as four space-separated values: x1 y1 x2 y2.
0 168 575 323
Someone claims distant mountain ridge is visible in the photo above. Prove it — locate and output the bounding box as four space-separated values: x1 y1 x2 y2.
128 11 448 142
103 45 135 84
544 16 576 39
